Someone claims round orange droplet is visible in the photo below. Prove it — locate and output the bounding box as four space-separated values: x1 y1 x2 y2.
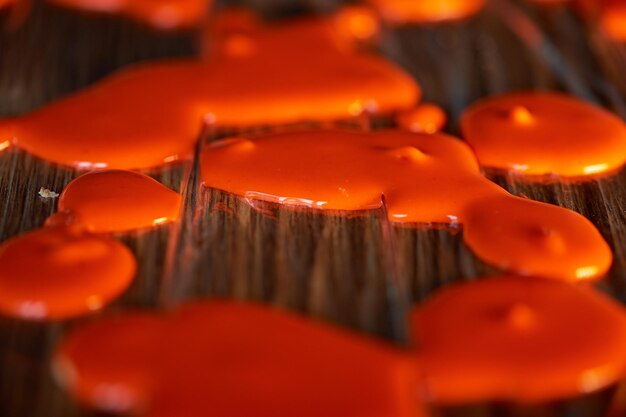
461 92 626 177
396 104 447 133
0 225 136 320
463 195 612 282
48 0 212 30
411 275 626 403
54 301 423 417
367 0 485 24
59 170 182 233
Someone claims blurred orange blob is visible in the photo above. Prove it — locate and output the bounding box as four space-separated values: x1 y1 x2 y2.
396 104 447 133
334 5 380 42
48 0 211 30
601 1 626 41
0 13 419 169
54 301 425 417
367 0 485 24
411 275 626 403
0 225 135 320
59 170 182 233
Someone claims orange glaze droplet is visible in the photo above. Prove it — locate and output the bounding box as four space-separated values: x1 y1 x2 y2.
48 0 211 30
367 0 485 24
0 15 419 170
461 91 626 177
463 195 612 282
200 129 612 282
53 301 424 417
396 104 447 133
0 224 135 320
58 170 182 233
410 275 626 403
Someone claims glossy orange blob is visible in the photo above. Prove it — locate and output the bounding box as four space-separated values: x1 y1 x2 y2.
464 195 612 282
48 0 211 30
367 0 485 24
0 225 136 320
59 170 181 233
461 92 626 177
200 130 611 282
396 104 447 133
411 275 626 403
0 15 418 170
54 301 423 417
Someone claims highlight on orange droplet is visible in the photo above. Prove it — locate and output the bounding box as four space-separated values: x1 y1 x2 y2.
0 225 136 320
47 0 212 30
53 301 424 417
58 170 182 233
600 1 626 41
510 105 535 126
334 5 380 42
461 91 626 177
367 0 486 24
396 104 447 133
410 275 626 403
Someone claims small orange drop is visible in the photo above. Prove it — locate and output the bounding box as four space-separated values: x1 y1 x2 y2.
396 104 447 133
59 170 182 233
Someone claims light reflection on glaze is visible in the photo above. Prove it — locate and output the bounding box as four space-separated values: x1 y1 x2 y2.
53 301 424 417
411 275 626 403
367 0 485 24
48 0 211 30
396 104 447 133
200 130 612 282
461 92 626 177
0 14 419 170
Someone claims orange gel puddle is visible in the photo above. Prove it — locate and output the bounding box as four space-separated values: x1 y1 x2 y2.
0 224 136 320
0 14 419 170
461 91 626 177
410 275 626 403
53 301 423 417
59 170 182 233
396 104 447 133
367 0 485 24
48 0 211 30
200 130 612 282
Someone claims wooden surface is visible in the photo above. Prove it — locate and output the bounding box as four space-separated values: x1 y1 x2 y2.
1 0 626 416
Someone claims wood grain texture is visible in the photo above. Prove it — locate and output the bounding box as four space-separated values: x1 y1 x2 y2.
1 1 625 416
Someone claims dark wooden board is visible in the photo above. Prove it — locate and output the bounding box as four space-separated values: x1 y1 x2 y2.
1 1 626 416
